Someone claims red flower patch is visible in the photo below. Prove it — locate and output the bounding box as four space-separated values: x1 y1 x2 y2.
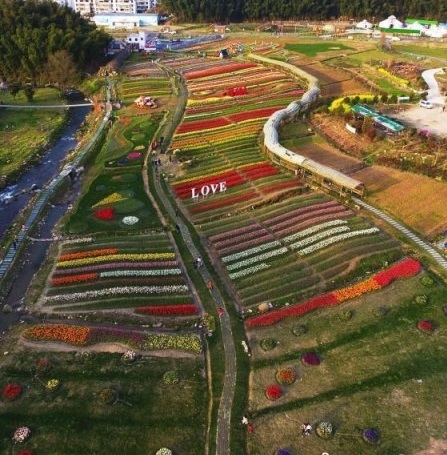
227 106 283 123
51 272 98 286
135 305 198 316
265 384 282 400
417 320 435 333
184 62 256 80
2 383 23 400
176 117 231 134
301 352 321 366
93 207 115 221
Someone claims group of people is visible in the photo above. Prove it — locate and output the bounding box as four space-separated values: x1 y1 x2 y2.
301 423 312 437
193 256 203 268
241 416 254 433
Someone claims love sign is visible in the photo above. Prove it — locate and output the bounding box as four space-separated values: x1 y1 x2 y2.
191 181 227 199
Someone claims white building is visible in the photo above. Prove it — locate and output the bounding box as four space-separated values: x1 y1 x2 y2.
74 0 157 16
92 12 159 28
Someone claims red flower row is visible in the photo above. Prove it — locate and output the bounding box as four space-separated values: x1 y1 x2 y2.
51 272 98 286
246 258 421 327
228 106 282 123
135 304 198 316
190 190 258 214
176 116 231 134
59 248 118 262
175 174 246 199
93 207 115 221
184 62 256 80
261 180 302 194
173 169 240 194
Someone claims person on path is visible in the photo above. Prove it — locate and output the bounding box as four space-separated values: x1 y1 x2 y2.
248 424 254 433
241 416 248 425
207 280 214 290
12 238 17 250
218 307 224 317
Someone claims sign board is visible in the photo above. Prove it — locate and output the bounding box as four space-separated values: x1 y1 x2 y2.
191 181 227 198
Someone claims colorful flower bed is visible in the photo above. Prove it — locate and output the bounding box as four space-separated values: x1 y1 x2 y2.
227 106 282 123
51 272 98 286
176 117 231 134
93 207 115 221
184 62 256 80
59 248 118 262
2 383 23 400
362 427 380 444
22 324 202 353
275 368 297 385
265 384 282 401
246 259 421 327
12 427 31 444
301 352 321 366
417 320 435 333
135 304 198 316
189 190 258 214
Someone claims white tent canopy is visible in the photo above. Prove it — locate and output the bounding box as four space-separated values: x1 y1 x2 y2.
356 19 373 29
407 21 426 31
379 15 403 29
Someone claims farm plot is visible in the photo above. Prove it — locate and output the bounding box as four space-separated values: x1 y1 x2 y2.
244 260 447 455
40 234 197 315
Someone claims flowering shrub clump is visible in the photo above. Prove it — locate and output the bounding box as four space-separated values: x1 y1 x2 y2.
93 207 115 221
292 324 307 336
362 428 380 444
98 388 117 405
12 427 31 444
420 276 434 287
127 152 142 159
155 449 173 455
260 338 277 351
265 384 282 401
122 350 137 362
316 421 334 439
59 248 118 261
46 379 60 392
414 294 428 305
122 216 139 226
275 368 297 385
2 383 23 400
163 370 180 385
301 352 321 366
417 320 435 333
275 449 292 455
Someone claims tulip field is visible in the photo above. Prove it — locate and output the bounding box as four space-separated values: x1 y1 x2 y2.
40 234 197 315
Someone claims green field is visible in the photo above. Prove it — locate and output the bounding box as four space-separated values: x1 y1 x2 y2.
285 42 354 56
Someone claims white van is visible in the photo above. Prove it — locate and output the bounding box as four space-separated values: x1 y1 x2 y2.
419 99 433 109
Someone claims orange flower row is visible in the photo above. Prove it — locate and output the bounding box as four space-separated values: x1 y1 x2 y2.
23 324 90 345
51 272 98 286
59 248 118 262
333 278 382 303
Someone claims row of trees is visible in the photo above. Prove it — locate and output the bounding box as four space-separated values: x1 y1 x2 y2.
0 0 111 87
160 0 447 23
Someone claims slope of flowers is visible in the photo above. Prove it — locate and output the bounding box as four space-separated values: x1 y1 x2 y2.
245 258 421 326
22 324 202 353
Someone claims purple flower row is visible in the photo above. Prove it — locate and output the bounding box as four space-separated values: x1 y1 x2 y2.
52 261 179 276
270 206 348 233
219 233 276 255
275 210 353 238
263 200 339 226
213 227 271 250
209 222 261 243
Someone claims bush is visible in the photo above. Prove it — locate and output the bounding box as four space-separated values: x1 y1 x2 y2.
260 338 277 351
163 370 180 385
292 324 307 336
316 421 334 439
373 307 388 317
301 352 321 366
362 427 380 444
414 294 428 305
339 309 353 321
420 276 434 287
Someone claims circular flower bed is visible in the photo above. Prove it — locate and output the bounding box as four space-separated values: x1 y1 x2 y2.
156 449 173 455
2 383 23 401
265 384 282 401
339 309 353 321
98 388 117 405
373 306 388 317
292 324 307 336
46 379 60 393
12 426 31 444
316 421 334 439
275 368 297 385
301 352 321 366
362 427 380 444
127 151 142 160
260 338 277 351
414 294 428 305
420 275 434 287
163 370 180 385
417 320 435 333
275 449 292 455
122 216 139 226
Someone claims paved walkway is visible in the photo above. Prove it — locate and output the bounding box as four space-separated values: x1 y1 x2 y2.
352 197 447 270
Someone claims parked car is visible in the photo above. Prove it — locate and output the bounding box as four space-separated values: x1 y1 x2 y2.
419 99 433 109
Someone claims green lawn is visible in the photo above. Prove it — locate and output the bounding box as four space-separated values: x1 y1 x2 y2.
284 42 354 57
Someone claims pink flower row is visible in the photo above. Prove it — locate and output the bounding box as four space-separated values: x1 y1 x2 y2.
209 223 262 243
213 227 271 250
218 233 276 256
53 261 178 275
275 210 353 238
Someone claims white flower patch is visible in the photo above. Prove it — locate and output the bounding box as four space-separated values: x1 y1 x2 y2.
222 240 282 263
44 285 189 302
297 228 380 256
62 237 93 245
100 269 182 278
227 247 288 271
289 226 351 250
122 216 139 225
283 219 348 243
229 263 270 279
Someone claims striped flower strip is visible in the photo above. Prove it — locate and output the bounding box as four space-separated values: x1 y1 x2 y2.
135 304 198 316
297 228 380 256
43 285 189 303
229 263 270 279
210 223 261 243
99 269 182 278
213 227 271 249
52 261 178 275
22 324 202 353
59 248 118 262
222 240 282 263
289 226 351 250
246 258 421 327
227 247 288 271
51 273 98 286
282 219 349 243
56 253 176 268
219 233 277 256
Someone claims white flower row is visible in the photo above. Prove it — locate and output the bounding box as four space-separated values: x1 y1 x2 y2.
227 247 288 271
229 262 270 279
99 269 182 278
283 219 348 243
44 285 189 302
62 237 93 245
298 228 380 256
222 240 282 263
122 216 139 225
289 226 351 250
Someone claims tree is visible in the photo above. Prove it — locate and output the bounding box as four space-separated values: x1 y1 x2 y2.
8 82 22 98
23 84 35 102
42 50 80 89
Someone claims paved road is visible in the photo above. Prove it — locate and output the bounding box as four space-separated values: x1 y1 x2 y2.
423 67 445 108
0 103 92 108
352 197 447 270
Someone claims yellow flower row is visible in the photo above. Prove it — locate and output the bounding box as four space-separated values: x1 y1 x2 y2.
57 253 176 268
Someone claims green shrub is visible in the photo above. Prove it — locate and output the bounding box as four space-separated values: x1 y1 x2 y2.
260 338 277 351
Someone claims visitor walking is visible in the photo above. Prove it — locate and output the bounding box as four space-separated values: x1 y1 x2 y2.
207 280 214 291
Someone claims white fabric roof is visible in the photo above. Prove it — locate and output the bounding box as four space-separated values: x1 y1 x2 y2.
356 19 373 29
379 15 403 29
